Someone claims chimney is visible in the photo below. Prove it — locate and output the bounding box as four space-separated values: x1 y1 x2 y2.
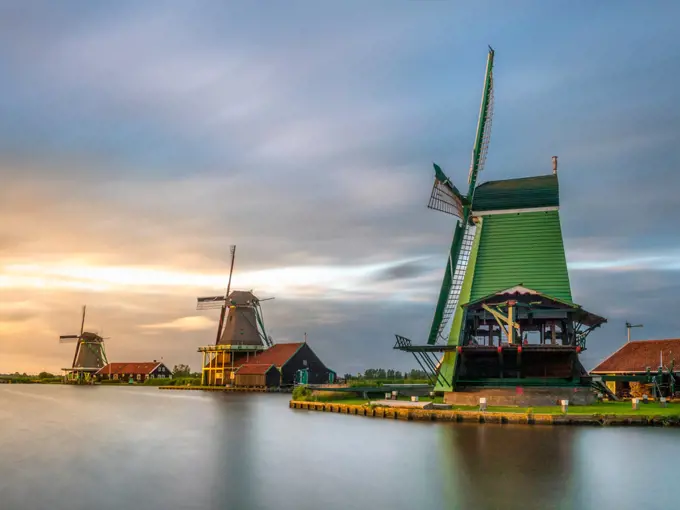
552 156 558 175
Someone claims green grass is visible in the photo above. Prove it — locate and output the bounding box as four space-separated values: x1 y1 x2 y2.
480 402 680 416
347 379 430 387
296 395 680 416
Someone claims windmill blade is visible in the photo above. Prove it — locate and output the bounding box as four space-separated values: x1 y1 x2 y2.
466 46 495 195
71 340 82 369
59 335 80 342
197 295 227 310
474 68 494 178
80 305 86 336
428 164 469 217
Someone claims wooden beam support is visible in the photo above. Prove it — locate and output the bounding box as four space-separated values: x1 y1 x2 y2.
481 303 520 344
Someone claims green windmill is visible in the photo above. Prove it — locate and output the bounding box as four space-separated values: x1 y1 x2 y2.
395 48 609 405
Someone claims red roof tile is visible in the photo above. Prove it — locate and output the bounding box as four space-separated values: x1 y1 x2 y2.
96 362 163 376
248 342 304 368
591 339 680 373
236 364 276 375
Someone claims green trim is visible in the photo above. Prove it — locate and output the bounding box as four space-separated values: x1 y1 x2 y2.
433 220 483 392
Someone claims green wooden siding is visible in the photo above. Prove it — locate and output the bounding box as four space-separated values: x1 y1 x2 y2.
469 210 573 303
472 174 559 211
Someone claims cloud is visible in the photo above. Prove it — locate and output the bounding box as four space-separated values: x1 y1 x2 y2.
2 1 680 375
139 316 215 332
370 259 433 282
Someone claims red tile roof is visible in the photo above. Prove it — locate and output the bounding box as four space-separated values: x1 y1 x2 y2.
591 339 680 373
96 362 163 375
236 363 276 375
248 342 304 367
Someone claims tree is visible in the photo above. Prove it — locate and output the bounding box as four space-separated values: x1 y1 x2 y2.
173 364 191 377
38 372 54 379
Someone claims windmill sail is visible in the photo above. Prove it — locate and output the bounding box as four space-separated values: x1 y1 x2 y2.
425 47 495 346
432 223 477 343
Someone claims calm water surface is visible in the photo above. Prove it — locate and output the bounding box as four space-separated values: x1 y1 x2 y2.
1 385 678 510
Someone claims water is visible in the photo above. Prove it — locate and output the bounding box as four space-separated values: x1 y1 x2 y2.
1 385 677 510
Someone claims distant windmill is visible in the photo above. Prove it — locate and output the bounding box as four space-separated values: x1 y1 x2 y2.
59 305 109 383
196 246 274 347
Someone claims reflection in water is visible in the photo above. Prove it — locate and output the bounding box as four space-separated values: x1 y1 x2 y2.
1 386 679 510
442 425 577 510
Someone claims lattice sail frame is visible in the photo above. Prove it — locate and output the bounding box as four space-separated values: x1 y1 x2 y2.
434 222 477 343
467 69 494 187
428 179 464 218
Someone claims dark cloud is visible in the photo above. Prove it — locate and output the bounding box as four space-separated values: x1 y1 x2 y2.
370 260 431 283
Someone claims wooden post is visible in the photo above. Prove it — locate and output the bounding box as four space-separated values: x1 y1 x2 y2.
551 321 556 345
201 351 206 385
507 303 514 344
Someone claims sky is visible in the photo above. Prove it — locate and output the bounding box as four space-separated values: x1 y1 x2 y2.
1 0 680 375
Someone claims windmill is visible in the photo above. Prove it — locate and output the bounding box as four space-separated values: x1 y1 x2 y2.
195 246 274 348
59 305 109 383
394 47 607 403
196 246 275 385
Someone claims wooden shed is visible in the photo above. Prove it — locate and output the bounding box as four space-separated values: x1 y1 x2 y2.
234 363 279 388
248 342 335 386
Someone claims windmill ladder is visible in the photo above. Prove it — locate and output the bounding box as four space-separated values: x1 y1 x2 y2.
437 223 476 342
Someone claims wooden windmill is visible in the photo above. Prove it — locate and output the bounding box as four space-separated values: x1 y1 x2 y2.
196 246 275 385
394 48 608 404
59 305 109 383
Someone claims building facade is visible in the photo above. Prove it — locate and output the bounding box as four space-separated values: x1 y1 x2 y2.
591 339 680 398
96 361 172 383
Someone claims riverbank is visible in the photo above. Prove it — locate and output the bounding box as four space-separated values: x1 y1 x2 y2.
159 385 291 392
289 400 680 426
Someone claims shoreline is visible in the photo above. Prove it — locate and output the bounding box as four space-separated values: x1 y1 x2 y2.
159 385 291 393
289 400 680 426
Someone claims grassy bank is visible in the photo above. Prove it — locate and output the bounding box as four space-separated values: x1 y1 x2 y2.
292 387 680 416
289 400 680 426
0 376 63 384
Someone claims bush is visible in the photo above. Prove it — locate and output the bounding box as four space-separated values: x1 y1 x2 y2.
348 378 430 388
292 385 313 401
171 377 201 386
143 377 174 386
312 390 360 402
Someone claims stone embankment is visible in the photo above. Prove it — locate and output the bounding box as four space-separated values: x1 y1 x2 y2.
289 400 680 426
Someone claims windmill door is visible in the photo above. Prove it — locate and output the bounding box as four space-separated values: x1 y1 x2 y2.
296 369 309 385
